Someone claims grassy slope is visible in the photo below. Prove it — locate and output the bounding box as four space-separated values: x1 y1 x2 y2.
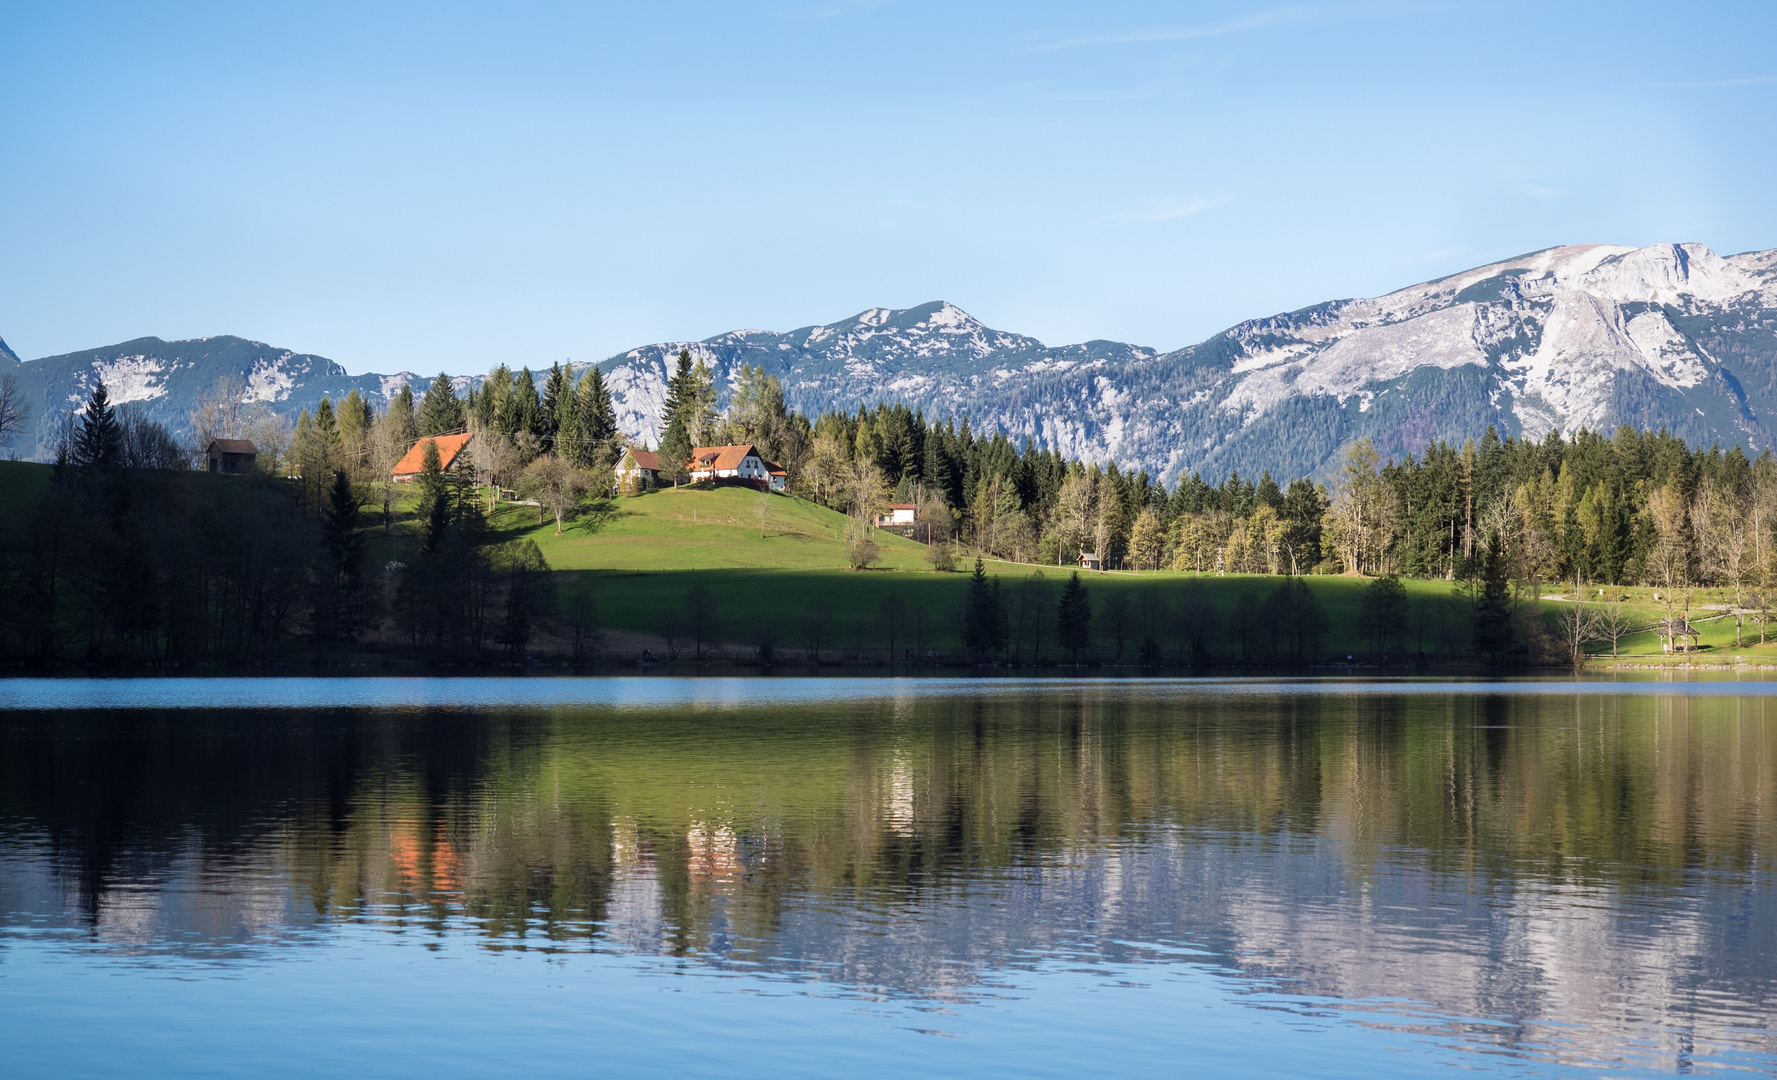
509 485 933 571
11 459 1773 663
466 485 1472 658
421 484 1777 662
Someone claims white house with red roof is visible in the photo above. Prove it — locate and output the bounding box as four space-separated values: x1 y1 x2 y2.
688 444 786 491
875 503 916 527
617 447 661 491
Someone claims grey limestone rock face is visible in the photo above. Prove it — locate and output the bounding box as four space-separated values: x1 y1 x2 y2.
591 244 1777 482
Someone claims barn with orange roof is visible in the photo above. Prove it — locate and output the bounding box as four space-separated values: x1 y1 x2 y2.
391 432 474 481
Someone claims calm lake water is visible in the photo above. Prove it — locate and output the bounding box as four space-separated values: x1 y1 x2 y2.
1 677 1774 1077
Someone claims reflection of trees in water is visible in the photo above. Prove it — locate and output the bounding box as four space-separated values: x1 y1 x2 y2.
2 690 1776 1065
3 693 1775 933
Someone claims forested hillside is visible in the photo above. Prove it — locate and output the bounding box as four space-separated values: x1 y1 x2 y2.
3 347 1771 669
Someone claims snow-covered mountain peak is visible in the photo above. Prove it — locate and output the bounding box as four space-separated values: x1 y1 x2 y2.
921 301 978 331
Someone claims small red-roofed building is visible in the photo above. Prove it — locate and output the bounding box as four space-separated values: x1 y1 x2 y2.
875 504 916 528
391 432 474 481
617 446 661 493
688 444 775 486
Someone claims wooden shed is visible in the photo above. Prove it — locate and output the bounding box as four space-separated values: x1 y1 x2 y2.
206 438 259 474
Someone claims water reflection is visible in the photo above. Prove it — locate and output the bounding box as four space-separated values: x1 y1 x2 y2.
1 682 1774 1074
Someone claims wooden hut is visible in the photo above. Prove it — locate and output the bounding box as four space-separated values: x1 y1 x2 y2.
205 438 258 474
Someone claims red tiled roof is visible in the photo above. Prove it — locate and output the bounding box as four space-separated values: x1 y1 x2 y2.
627 449 661 471
392 432 473 477
887 503 915 510
762 458 786 475
690 444 757 472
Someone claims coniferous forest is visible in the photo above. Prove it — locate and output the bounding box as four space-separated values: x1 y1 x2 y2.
2 350 1773 667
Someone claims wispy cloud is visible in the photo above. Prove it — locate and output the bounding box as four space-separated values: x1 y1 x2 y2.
1034 7 1308 51
1650 74 1777 88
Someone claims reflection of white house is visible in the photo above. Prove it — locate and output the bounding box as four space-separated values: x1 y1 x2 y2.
617 447 660 491
688 444 787 492
876 504 916 528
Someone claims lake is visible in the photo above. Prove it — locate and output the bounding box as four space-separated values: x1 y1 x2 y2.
1 676 1773 1077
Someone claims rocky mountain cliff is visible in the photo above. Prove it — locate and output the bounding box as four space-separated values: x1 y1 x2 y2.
7 243 1777 481
593 243 1777 482
0 336 438 462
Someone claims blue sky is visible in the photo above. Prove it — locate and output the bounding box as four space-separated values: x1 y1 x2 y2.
2 1 1774 375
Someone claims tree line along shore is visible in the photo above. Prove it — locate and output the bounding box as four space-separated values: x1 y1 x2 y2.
0 355 1772 669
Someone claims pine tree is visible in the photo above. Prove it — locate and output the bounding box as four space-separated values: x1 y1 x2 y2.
481 365 515 434
418 373 464 436
1257 470 1283 510
658 410 693 487
388 383 418 445
314 469 365 643
961 557 1006 661
1473 532 1514 660
72 379 122 470
1057 570 1091 663
418 439 450 554
541 362 569 444
575 367 617 467
514 368 543 439
314 397 339 443
661 349 696 423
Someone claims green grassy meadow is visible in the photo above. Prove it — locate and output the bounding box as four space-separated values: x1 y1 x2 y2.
359 481 1777 665
461 483 1478 660
9 457 1776 666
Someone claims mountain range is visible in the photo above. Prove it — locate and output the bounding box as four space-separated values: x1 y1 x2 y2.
6 241 1776 483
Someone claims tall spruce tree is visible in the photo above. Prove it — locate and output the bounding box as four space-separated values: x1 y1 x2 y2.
1473 532 1514 660
658 411 693 487
418 374 464 436
418 439 450 554
575 367 617 467
387 383 418 445
514 368 543 439
314 469 365 643
661 349 696 423
72 379 123 470
961 557 1006 661
1057 570 1092 663
540 362 569 444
